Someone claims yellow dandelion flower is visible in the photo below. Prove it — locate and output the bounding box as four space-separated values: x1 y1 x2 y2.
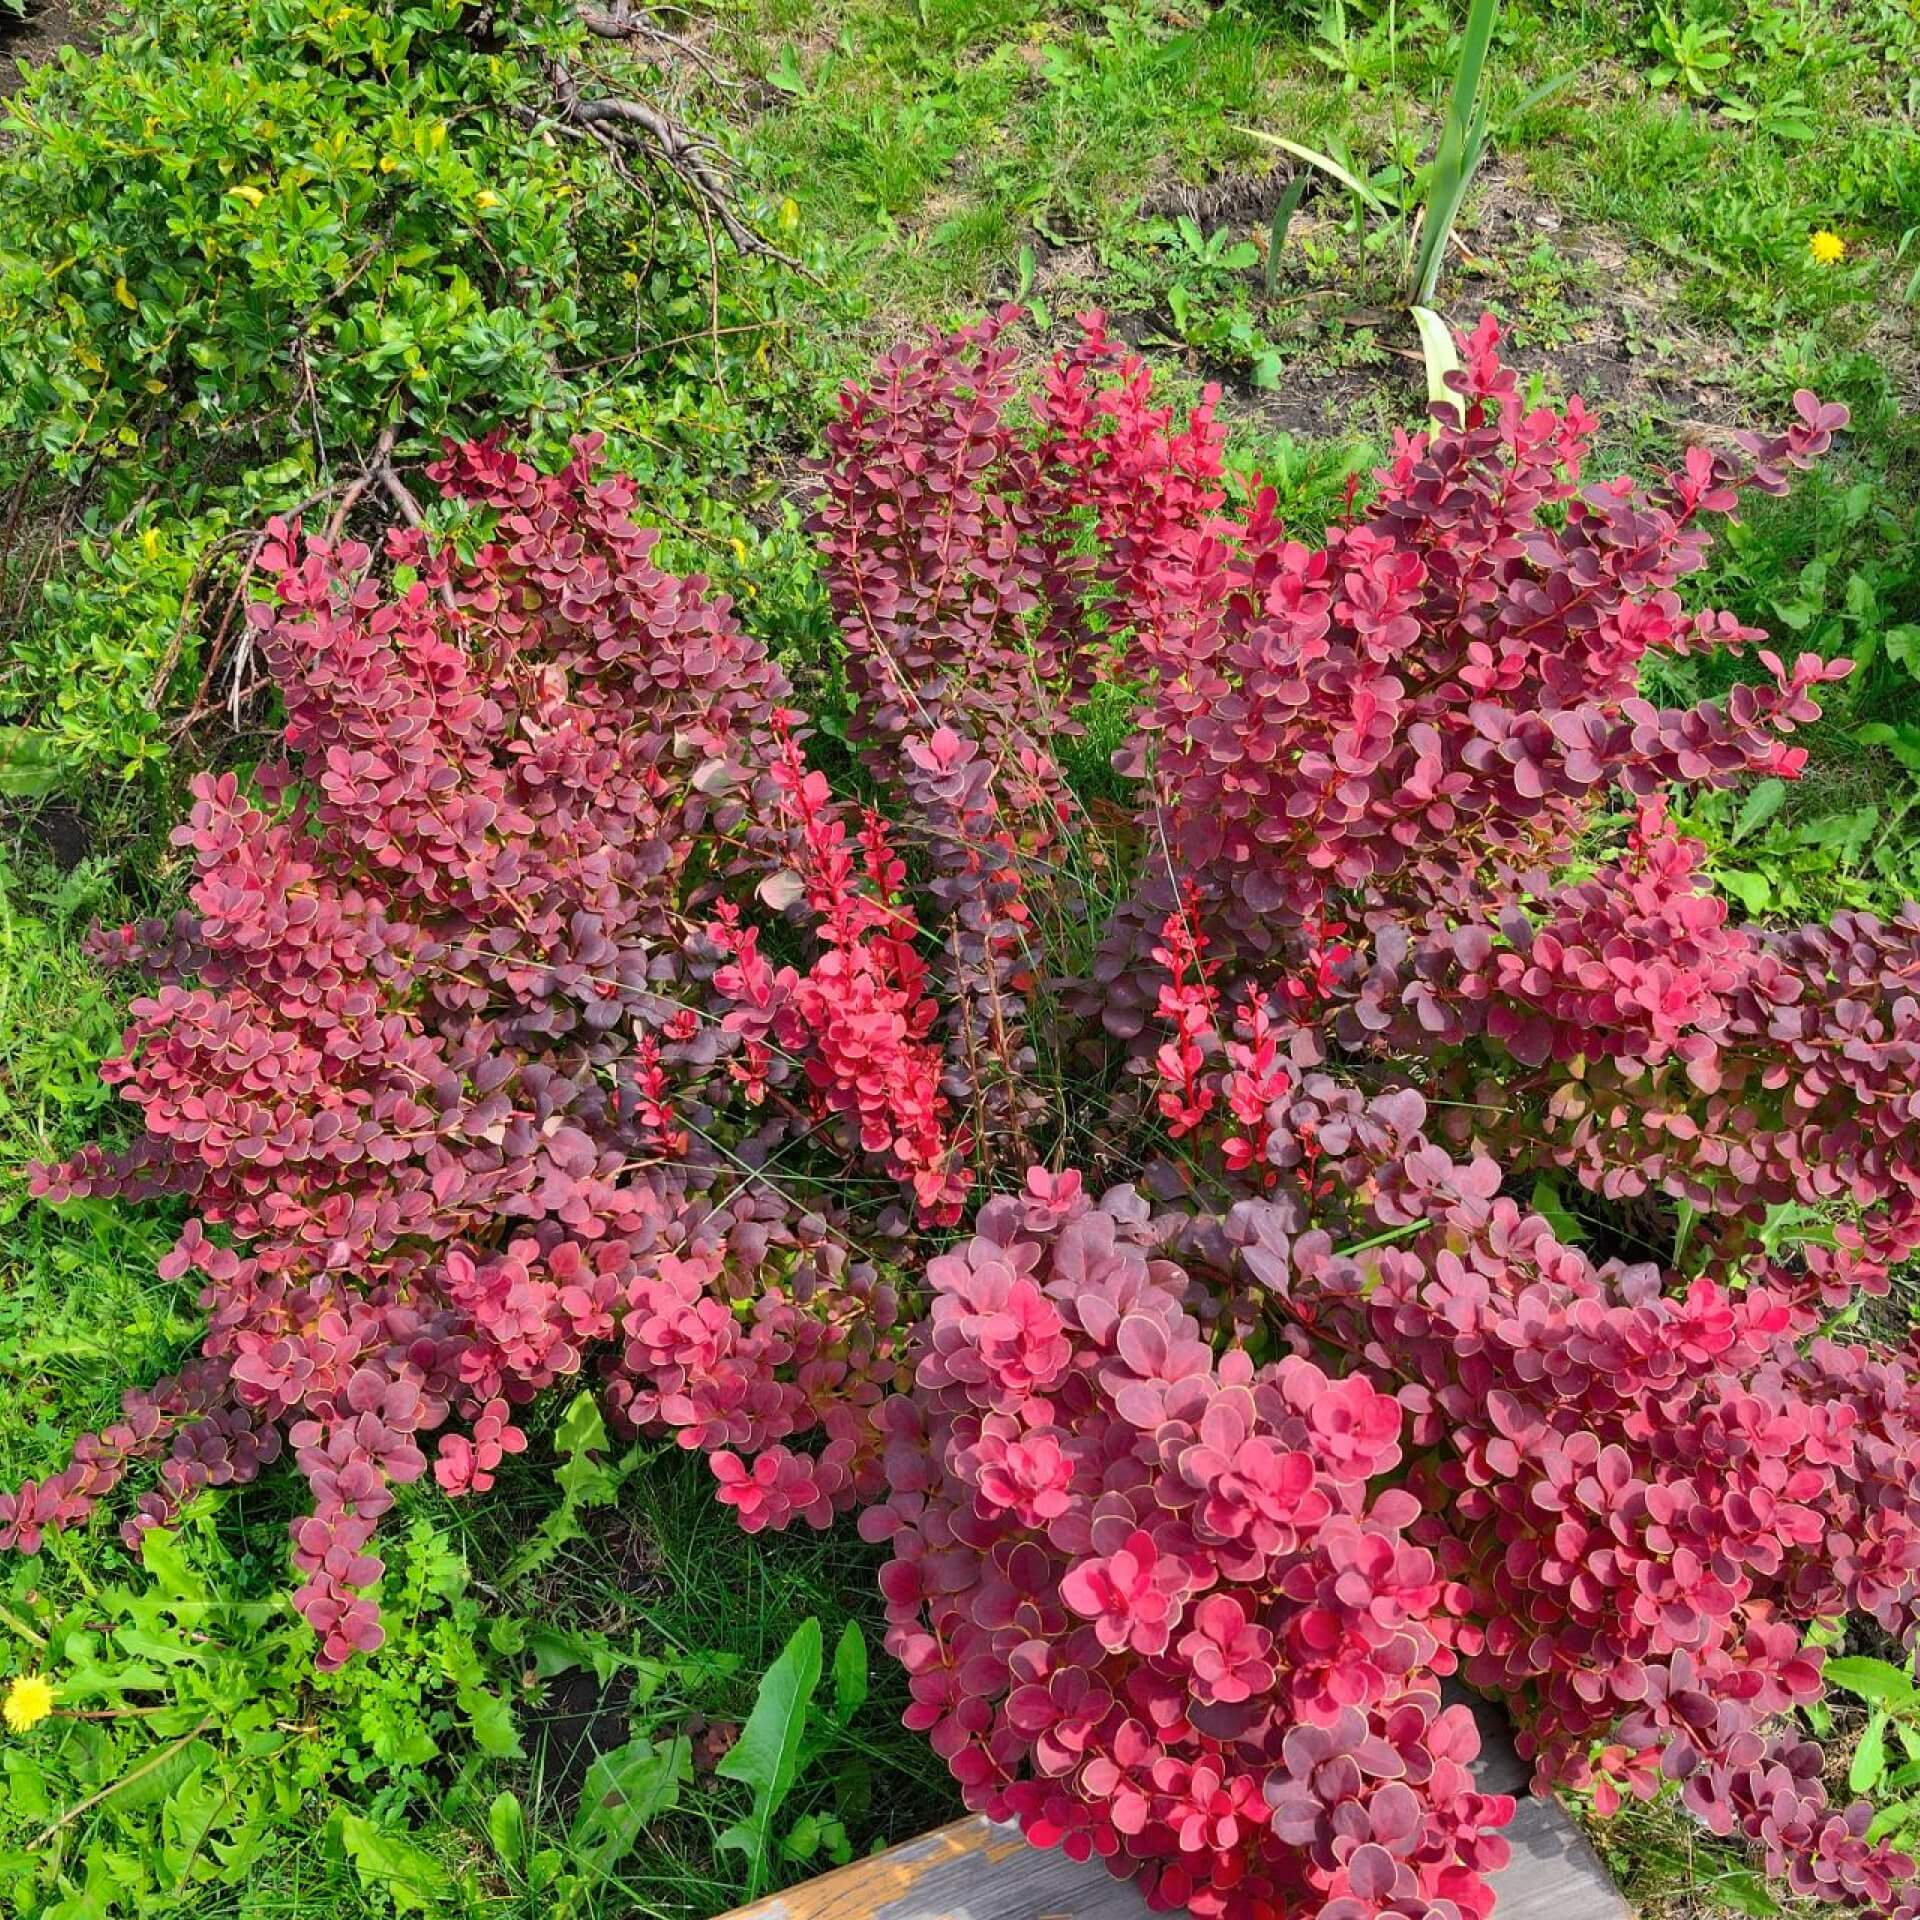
1809 230 1846 265
3 1675 55 1733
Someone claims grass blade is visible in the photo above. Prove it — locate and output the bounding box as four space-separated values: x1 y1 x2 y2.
1264 173 1312 294
1412 0 1499 302
1237 128 1391 216
1511 67 1581 118
1411 305 1463 422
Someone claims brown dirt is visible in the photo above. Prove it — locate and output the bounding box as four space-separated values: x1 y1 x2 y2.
1450 161 1748 420
1048 153 1905 451
0 0 82 95
535 1666 639 1806
24 803 90 869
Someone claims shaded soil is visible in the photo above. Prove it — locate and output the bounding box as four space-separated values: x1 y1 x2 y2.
24 803 90 869
1051 155 1920 450
0 0 80 94
536 1667 639 1808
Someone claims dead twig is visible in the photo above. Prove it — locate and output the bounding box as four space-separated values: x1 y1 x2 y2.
579 1 743 93
162 478 344 730
377 462 427 530
112 485 160 540
361 423 424 532
544 58 809 277
324 425 397 543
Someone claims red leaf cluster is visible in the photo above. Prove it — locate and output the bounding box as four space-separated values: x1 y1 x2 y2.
11 311 1920 1920
5 437 943 1662
858 1170 1516 1920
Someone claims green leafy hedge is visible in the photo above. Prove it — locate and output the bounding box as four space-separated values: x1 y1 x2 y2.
0 0 817 789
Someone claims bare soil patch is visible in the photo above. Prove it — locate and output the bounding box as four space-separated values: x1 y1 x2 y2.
1063 156 1911 450
0 0 81 95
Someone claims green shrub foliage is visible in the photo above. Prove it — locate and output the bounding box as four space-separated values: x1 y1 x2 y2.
0 0 806 785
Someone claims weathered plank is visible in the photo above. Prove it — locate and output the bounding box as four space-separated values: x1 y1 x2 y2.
719 1699 1626 1920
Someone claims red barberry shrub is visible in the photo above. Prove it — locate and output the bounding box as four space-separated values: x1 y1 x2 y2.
1089 322 1848 1045
1343 798 1920 1297
857 1168 1519 1920
809 308 1231 1157
13 311 1920 1920
1125 324 1843 925
4 436 944 1663
1250 1115 1920 1912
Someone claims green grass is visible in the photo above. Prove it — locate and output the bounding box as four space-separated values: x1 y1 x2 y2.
0 855 195 1490
453 1446 953 1917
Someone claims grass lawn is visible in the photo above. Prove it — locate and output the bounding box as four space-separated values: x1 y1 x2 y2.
0 0 1915 1912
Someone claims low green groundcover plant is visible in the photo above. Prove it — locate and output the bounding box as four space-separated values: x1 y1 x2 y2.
0 0 812 793
5 311 1920 1920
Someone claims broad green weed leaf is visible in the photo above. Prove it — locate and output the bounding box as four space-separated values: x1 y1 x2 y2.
2 1749 50 1822
116 1626 210 1669
1826 1655 1916 1705
1869 1798 1920 1845
569 1734 689 1872
1733 778 1786 843
101 1737 212 1817
1714 1870 1782 1917
831 1621 868 1726
1859 721 1920 772
338 1812 451 1917
1718 868 1772 915
460 1683 523 1759
487 1790 525 1871
527 1624 619 1682
0 728 63 800
555 1390 608 1460
717 1617 824 1896
1528 1178 1587 1244
1852 1712 1889 1794
138 1529 206 1600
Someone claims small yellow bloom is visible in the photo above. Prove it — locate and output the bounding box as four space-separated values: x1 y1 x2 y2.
474 189 501 211
1809 229 1846 265
3 1675 55 1733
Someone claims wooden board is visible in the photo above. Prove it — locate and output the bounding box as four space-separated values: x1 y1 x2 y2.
719 1697 1626 1920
